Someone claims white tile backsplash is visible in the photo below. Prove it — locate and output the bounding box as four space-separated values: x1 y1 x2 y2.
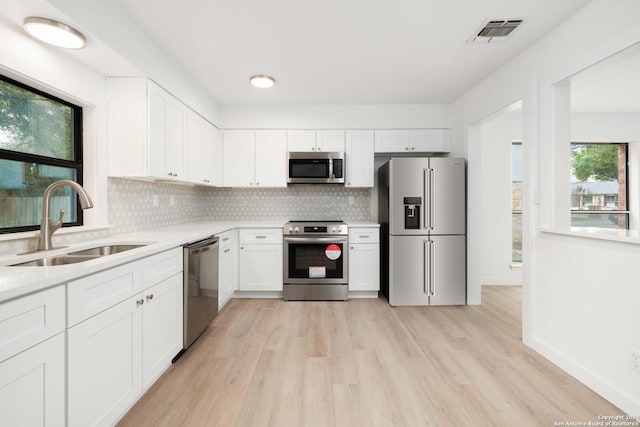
108 178 371 234
0 178 371 255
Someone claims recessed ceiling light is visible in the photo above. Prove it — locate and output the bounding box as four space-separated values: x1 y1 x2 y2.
23 17 86 49
250 75 275 89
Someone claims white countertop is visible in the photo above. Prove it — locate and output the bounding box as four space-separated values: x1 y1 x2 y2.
0 220 379 303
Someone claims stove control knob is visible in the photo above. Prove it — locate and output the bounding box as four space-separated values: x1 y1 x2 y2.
337 226 342 232
331 226 336 232
294 226 300 233
288 226 293 232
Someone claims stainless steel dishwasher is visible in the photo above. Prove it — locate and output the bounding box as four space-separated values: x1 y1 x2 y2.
181 236 219 352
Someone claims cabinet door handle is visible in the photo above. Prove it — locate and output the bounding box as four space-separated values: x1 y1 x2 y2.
255 235 267 239
222 238 230 242
350 246 354 250
136 299 144 306
146 294 154 301
359 235 370 238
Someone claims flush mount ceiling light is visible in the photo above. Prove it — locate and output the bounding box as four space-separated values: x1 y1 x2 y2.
250 75 275 88
23 17 86 49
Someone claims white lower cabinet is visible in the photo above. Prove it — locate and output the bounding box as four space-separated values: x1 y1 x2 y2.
67 248 183 427
348 228 380 292
238 229 283 291
218 230 238 309
141 273 183 389
68 294 143 427
0 333 65 427
0 285 66 427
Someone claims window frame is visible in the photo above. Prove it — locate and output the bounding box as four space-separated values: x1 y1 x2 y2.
0 74 84 234
511 141 523 263
570 141 629 230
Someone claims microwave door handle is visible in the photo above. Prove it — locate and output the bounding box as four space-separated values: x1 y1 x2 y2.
329 158 334 179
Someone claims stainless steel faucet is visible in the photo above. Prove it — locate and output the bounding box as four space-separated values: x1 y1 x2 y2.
36 180 94 251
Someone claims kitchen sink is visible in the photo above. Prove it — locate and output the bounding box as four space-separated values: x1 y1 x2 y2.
9 243 151 267
11 254 103 267
68 244 148 256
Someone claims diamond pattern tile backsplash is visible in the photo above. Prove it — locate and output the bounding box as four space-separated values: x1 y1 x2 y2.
108 178 371 234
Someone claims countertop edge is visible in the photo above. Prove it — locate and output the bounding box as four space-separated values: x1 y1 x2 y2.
0 220 379 302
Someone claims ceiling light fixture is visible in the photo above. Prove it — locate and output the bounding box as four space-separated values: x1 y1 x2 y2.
250 75 275 88
23 17 86 49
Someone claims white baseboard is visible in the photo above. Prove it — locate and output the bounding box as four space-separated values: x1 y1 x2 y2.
528 336 640 415
232 291 283 299
348 291 379 299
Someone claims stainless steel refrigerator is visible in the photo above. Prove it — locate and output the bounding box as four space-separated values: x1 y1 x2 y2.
379 157 466 306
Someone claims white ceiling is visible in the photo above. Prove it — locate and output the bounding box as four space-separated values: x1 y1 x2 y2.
112 0 591 105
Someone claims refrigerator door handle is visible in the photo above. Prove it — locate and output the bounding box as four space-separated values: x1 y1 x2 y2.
429 240 435 296
429 168 435 231
423 239 429 295
423 169 429 230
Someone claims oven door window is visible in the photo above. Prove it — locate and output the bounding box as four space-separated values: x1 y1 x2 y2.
287 243 344 279
289 159 330 178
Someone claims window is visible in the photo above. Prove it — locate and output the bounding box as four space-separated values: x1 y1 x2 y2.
570 142 628 229
512 142 523 263
0 75 83 233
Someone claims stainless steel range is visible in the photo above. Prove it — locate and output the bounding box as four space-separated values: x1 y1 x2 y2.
283 220 349 301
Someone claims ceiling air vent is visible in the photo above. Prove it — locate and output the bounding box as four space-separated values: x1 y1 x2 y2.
468 19 524 44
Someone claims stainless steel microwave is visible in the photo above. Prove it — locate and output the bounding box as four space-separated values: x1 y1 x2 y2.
287 152 345 184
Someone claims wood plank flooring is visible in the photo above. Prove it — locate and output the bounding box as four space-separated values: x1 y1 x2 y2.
118 286 621 426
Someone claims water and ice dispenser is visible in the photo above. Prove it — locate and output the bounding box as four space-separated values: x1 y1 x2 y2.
403 197 421 229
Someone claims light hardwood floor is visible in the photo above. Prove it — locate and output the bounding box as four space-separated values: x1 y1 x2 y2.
118 286 621 426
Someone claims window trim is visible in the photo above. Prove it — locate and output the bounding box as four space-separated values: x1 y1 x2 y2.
570 141 629 230
0 74 84 234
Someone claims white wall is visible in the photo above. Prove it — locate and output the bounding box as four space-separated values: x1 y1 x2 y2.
455 0 640 414
479 110 522 285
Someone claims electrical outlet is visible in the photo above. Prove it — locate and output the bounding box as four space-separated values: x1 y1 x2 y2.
631 349 640 373
152 194 158 207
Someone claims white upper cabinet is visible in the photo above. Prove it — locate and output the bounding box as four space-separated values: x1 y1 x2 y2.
187 110 222 186
316 130 345 152
287 130 345 152
223 130 255 187
410 129 450 152
223 130 286 187
374 129 449 153
287 130 316 152
204 123 223 187
186 110 205 184
108 78 188 181
255 130 287 187
345 130 374 187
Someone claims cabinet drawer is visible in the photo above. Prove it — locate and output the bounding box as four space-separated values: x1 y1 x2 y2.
142 247 183 289
349 228 380 244
68 262 142 327
218 230 237 249
0 286 65 363
239 229 283 244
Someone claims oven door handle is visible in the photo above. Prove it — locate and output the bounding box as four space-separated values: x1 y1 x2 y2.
284 236 348 243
